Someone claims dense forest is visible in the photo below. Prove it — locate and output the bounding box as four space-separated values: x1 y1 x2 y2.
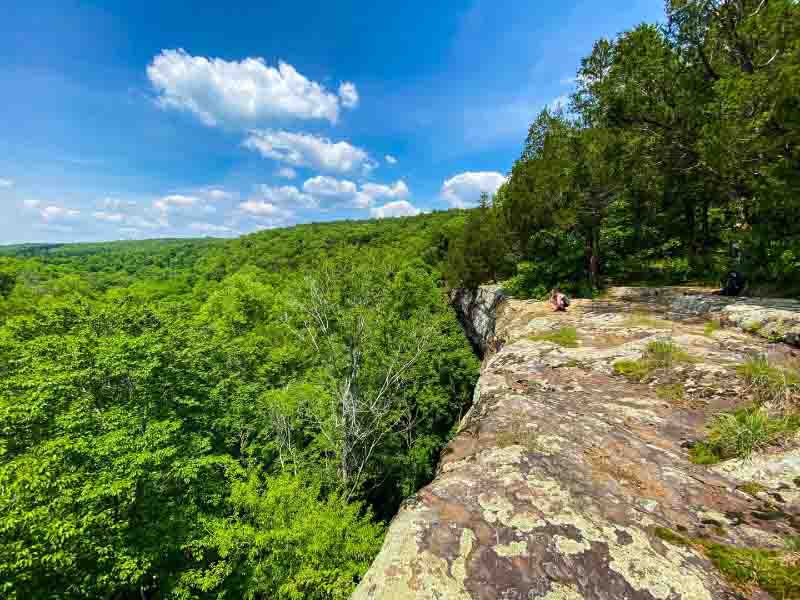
0 214 480 599
2 1 799 598
447 0 800 299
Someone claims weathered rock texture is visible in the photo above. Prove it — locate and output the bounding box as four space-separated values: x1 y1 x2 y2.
450 286 506 357
353 287 800 600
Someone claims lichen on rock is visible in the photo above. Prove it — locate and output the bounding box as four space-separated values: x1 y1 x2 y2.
353 287 800 599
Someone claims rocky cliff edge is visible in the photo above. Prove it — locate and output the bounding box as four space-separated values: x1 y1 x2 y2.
353 287 800 600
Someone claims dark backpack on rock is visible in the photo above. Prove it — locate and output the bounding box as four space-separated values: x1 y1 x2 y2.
721 271 745 297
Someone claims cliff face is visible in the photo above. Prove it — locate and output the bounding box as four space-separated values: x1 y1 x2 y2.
449 286 506 358
352 287 800 600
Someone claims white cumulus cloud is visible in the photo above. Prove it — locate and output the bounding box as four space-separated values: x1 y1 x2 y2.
244 130 376 175
238 199 296 227
302 176 409 209
370 200 420 219
206 189 235 201
147 49 356 127
24 200 81 221
100 197 137 210
338 82 359 109
441 171 507 208
153 194 198 211
303 175 358 198
93 211 126 223
0 178 14 188
254 184 317 208
276 167 297 180
384 155 398 165
240 200 282 216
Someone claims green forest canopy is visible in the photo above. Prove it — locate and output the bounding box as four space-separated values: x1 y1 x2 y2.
446 0 800 298
2 1 800 598
0 213 480 599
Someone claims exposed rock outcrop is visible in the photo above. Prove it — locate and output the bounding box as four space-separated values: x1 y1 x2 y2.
451 286 507 358
353 287 800 600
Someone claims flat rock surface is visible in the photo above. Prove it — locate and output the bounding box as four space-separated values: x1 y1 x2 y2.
353 288 800 600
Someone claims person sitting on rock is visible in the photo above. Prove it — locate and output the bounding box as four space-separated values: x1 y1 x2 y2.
550 288 570 312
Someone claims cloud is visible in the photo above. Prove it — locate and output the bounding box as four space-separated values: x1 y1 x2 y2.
548 94 570 112
100 197 137 210
441 171 507 208
276 167 297 179
370 200 420 219
153 194 199 212
361 181 409 204
239 200 282 216
254 184 316 208
152 194 212 226
303 175 357 198
302 176 409 208
24 199 81 221
93 211 126 223
385 154 398 165
338 82 359 109
244 130 376 175
238 199 296 227
207 189 235 201
0 178 13 188
147 49 355 127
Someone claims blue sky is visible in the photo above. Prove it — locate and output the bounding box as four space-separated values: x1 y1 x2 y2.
0 0 664 244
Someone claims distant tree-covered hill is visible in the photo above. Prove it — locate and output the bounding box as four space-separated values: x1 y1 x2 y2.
0 210 479 600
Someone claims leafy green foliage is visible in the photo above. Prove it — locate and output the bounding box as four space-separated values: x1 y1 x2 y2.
0 214 480 599
445 0 800 297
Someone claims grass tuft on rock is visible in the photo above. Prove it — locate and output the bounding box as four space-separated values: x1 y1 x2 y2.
737 355 800 408
704 542 800 598
704 320 722 336
613 339 694 382
737 481 767 497
656 383 686 402
655 527 800 598
690 407 800 464
691 356 800 464
530 327 579 348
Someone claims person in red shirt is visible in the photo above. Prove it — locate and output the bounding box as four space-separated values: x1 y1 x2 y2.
550 288 570 312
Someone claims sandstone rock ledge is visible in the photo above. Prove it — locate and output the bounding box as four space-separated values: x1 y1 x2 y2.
353 287 800 600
